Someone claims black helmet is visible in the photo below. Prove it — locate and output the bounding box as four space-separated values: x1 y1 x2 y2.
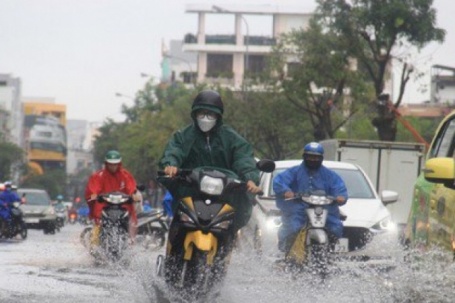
191 90 224 115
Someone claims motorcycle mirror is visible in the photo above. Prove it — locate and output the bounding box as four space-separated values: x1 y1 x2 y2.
256 159 275 173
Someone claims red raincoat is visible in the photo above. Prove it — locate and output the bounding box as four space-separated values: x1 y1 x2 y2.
85 164 137 224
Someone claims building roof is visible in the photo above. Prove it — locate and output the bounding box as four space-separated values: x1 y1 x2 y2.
186 3 315 15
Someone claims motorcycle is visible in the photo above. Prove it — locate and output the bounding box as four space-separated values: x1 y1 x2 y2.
92 192 132 263
0 202 27 240
281 190 342 279
68 209 78 224
54 205 66 230
155 159 275 299
136 208 168 250
80 207 168 251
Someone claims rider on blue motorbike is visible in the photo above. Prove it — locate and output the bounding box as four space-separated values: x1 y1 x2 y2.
0 182 21 227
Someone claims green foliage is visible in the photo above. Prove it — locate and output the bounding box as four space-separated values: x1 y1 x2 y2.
396 116 443 143
0 138 25 181
20 169 67 199
316 0 446 140
268 18 374 141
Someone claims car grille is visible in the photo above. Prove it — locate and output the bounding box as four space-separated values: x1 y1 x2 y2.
342 227 372 251
25 213 45 218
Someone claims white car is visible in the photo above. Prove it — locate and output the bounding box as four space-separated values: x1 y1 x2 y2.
242 160 400 260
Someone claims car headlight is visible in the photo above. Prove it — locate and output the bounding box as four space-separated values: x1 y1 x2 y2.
372 216 396 231
44 207 55 215
200 176 224 195
266 216 282 230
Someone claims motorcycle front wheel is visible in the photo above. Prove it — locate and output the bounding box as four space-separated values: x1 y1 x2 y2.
182 249 211 299
19 221 27 239
307 243 330 279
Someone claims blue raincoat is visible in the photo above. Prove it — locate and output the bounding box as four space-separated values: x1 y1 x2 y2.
273 162 348 251
0 189 21 221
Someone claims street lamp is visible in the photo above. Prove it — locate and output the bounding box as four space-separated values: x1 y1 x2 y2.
163 54 195 86
212 5 250 73
115 92 134 100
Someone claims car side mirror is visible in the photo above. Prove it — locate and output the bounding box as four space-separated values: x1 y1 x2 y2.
423 157 455 189
256 159 275 173
381 190 398 205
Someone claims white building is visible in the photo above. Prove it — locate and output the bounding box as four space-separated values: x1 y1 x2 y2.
66 119 100 175
0 74 23 147
181 3 314 88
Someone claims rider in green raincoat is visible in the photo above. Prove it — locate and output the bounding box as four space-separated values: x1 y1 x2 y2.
158 90 261 231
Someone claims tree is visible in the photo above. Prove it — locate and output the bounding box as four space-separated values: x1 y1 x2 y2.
269 19 374 141
0 138 25 181
316 0 446 141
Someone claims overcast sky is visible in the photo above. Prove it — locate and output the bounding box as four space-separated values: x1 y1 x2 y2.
0 0 454 122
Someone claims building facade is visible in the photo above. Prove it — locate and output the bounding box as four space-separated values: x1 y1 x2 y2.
0 74 23 147
181 3 313 88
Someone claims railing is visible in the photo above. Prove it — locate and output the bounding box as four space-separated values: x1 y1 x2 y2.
183 33 276 46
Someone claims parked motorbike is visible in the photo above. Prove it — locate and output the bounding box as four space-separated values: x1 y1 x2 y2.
155 159 275 299
0 202 27 240
136 208 168 250
281 190 341 279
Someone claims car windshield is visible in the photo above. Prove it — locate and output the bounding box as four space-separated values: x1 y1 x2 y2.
270 167 375 199
19 192 51 206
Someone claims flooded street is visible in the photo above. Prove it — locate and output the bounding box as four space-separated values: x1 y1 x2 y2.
1 224 455 303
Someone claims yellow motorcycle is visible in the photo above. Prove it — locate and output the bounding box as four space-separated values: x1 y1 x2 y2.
156 160 275 299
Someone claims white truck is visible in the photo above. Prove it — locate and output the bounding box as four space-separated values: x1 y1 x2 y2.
320 139 426 229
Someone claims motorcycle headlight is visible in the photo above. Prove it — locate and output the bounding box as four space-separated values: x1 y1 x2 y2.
13 202 20 208
200 176 224 195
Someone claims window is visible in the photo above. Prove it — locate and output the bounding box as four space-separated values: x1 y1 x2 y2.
206 54 233 78
246 55 266 75
429 118 455 158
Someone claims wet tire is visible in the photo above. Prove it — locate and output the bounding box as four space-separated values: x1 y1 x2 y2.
308 243 329 280
19 222 27 240
80 227 92 248
183 249 211 299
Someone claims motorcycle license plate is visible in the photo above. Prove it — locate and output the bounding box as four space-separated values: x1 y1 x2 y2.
25 218 39 223
334 238 349 253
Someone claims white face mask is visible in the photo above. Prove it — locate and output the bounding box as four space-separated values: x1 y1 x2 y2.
197 116 217 132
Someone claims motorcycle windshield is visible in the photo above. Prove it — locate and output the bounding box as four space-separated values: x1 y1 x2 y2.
159 166 240 204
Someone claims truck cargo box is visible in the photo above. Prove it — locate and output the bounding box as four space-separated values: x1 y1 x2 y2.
320 139 426 227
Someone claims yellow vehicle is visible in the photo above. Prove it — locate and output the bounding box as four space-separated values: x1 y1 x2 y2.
405 110 455 254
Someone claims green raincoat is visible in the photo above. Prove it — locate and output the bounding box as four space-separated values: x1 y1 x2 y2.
159 104 259 229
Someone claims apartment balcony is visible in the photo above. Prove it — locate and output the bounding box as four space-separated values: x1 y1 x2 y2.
183 33 275 54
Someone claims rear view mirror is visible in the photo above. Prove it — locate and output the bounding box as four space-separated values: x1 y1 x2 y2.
256 159 275 173
423 158 455 189
381 190 398 205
